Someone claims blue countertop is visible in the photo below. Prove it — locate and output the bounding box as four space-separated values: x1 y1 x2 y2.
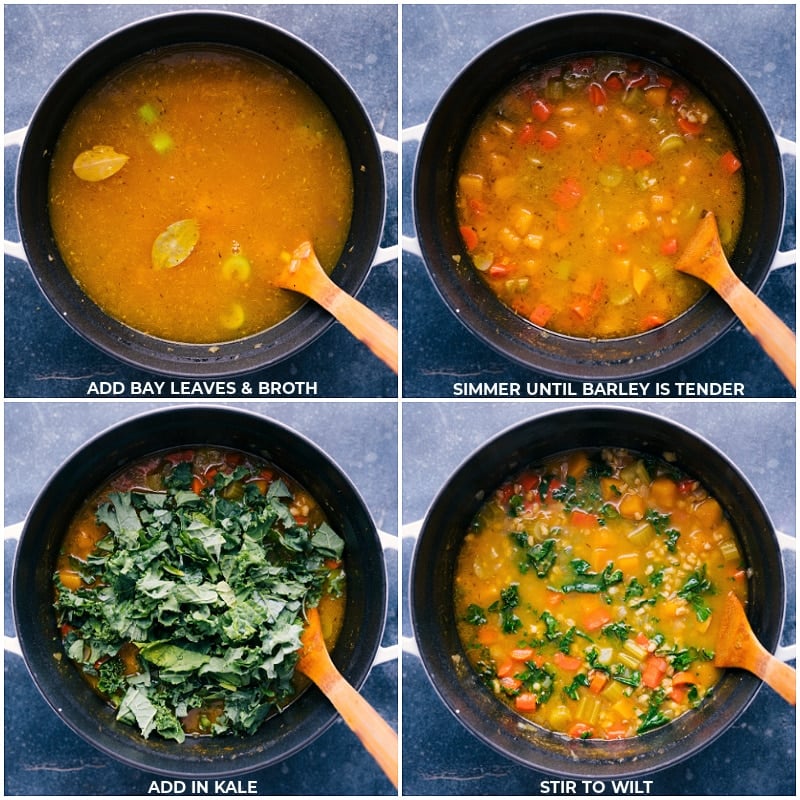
402 401 796 795
4 4 398 399
4 401 398 795
401 3 796 399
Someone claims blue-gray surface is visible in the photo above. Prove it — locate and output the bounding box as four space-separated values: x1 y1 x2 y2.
4 402 398 795
4 4 398 398
402 3 796 398
402 401 796 795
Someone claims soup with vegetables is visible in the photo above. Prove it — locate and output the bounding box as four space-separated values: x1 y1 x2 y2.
454 448 747 740
54 447 347 742
456 54 745 338
48 45 354 343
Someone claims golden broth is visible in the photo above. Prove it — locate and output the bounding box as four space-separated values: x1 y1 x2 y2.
48 45 354 343
454 448 747 740
54 446 347 740
456 54 745 338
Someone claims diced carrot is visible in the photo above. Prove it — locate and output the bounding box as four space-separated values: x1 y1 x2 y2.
511 648 535 662
626 149 655 169
568 722 594 739
641 655 668 689
733 569 747 582
626 73 649 91
671 671 696 686
640 313 666 331
460 225 479 251
635 632 650 647
677 116 704 136
477 625 498 645
518 123 536 146
488 263 511 278
515 692 539 712
588 82 607 107
669 685 689 704
553 651 583 671
191 476 204 495
570 508 600 528
500 676 522 692
518 471 541 493
538 129 559 150
552 177 583 210
583 607 613 632
529 303 553 327
660 237 679 255
589 672 609 694
531 98 552 122
669 84 690 104
720 150 742 174
468 197 486 215
497 660 515 678
570 296 594 321
546 590 563 608
604 724 629 740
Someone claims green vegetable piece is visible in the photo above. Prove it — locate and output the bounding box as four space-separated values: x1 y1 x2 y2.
150 130 174 154
222 254 252 282
138 103 159 124
152 218 200 270
72 145 129 182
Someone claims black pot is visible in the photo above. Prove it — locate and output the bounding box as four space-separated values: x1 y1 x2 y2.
16 11 385 377
12 406 388 778
413 11 786 379
410 406 786 778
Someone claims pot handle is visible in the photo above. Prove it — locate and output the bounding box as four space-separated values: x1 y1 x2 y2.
769 135 796 271
4 126 27 260
373 528 400 668
775 529 796 663
400 520 423 659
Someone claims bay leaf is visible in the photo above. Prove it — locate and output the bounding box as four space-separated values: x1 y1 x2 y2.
151 219 200 270
72 145 129 182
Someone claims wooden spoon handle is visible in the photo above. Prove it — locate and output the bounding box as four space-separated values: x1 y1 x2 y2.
760 653 797 706
314 662 399 788
725 280 796 387
313 274 398 373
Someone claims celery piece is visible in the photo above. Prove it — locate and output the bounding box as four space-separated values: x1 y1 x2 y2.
150 131 174 154
138 103 159 125
222 254 252 282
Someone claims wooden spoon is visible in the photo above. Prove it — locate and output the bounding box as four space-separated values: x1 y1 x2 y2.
675 212 796 387
276 242 398 373
714 591 796 705
296 606 399 788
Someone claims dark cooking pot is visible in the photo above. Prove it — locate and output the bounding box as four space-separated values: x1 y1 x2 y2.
12 406 388 778
410 406 786 778
15 11 385 377
413 11 786 379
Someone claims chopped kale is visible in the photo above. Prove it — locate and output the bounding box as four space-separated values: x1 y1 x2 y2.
53 452 346 741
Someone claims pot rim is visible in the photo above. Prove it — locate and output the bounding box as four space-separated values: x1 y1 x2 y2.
12 404 389 778
410 405 787 778
15 9 387 378
413 9 786 380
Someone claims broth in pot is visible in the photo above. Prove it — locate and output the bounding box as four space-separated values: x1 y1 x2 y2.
48 45 354 344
